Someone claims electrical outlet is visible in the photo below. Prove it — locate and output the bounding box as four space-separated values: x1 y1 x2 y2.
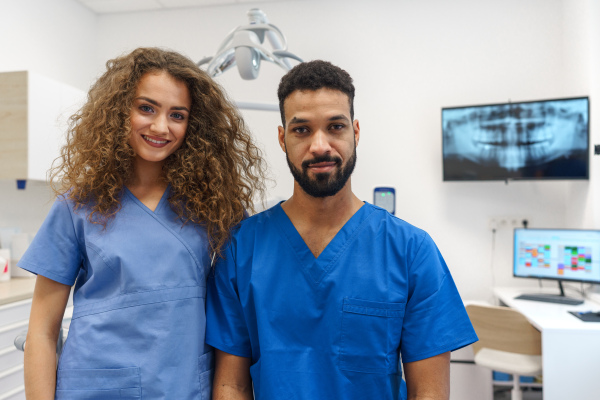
488 216 529 231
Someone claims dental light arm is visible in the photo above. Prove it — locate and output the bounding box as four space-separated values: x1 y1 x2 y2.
198 9 303 80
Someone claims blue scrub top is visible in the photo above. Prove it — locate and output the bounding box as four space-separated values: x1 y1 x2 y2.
206 202 477 400
19 188 214 400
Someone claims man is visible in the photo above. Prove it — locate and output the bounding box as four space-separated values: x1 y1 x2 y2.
206 60 478 400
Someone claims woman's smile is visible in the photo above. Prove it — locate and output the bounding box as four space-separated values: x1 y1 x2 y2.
142 134 171 147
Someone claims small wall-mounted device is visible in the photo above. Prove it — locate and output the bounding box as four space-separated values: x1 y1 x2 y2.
373 187 396 215
594 144 600 155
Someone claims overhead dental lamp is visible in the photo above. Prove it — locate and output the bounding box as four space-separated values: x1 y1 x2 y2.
198 8 303 80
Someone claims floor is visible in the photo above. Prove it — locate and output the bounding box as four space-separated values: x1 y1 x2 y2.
494 387 543 400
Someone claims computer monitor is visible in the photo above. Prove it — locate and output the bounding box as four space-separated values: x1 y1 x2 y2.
513 228 600 304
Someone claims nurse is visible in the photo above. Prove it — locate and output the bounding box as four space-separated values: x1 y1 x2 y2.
20 47 266 399
206 60 478 399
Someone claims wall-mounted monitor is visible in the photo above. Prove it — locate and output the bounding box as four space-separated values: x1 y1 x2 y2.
442 97 589 181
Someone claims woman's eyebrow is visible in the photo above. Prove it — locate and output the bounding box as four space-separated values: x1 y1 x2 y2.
136 96 159 106
135 96 190 112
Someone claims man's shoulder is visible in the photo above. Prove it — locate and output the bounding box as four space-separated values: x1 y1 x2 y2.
364 202 428 238
232 202 282 236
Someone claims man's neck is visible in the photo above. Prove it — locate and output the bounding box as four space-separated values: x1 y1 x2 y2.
281 182 364 258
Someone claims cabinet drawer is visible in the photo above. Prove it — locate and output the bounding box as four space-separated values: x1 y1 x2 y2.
0 346 24 371
0 365 24 396
0 299 31 328
0 385 26 400
0 320 28 350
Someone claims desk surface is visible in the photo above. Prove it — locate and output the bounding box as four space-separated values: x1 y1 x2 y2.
0 277 36 306
493 287 600 400
494 287 600 331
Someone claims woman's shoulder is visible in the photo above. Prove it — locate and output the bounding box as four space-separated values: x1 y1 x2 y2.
52 188 120 224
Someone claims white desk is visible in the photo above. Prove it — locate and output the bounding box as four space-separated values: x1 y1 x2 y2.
494 287 600 400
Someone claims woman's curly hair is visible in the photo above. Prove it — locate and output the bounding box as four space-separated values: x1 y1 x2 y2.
51 47 267 258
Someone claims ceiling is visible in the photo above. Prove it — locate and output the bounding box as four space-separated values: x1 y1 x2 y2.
74 0 292 14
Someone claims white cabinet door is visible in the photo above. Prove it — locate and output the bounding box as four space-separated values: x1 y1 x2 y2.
0 299 31 400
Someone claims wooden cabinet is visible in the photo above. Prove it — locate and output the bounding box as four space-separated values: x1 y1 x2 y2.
0 71 84 181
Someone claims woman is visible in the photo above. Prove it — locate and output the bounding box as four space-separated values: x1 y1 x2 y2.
20 47 265 399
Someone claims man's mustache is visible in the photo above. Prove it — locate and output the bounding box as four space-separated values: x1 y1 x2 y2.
301 155 342 170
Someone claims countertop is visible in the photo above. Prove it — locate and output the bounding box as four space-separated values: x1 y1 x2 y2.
0 277 36 306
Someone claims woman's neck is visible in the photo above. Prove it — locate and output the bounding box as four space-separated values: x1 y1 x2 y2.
129 157 167 190
127 157 169 211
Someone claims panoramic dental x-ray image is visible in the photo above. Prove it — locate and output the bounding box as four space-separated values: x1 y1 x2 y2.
442 97 589 181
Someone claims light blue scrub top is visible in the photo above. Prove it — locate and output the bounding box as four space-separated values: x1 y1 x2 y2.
19 188 214 400
206 202 478 400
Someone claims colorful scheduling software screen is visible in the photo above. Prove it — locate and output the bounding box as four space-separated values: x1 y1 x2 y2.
513 228 600 284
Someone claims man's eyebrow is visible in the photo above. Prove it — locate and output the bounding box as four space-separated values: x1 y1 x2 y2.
135 96 190 112
288 115 350 124
328 115 350 122
289 117 309 125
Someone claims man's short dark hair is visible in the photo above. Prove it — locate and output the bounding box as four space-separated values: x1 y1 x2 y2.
277 60 355 127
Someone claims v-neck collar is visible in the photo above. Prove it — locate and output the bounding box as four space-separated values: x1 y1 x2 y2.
124 185 170 214
273 202 376 285
123 185 203 270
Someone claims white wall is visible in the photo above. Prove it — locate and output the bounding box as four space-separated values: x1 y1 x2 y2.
0 0 98 243
563 0 600 231
0 0 98 89
562 0 600 294
2 0 599 301
588 0 600 233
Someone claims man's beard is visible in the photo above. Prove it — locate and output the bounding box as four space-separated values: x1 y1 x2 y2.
286 146 357 198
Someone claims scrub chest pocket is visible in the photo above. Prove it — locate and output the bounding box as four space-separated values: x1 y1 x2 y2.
339 298 405 374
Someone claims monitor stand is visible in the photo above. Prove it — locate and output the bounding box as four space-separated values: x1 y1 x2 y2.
515 280 584 305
